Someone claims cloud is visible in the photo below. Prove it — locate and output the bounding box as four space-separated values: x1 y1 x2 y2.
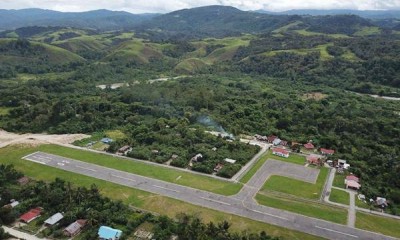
0 0 399 13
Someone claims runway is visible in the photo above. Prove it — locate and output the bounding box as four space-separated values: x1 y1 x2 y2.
23 151 396 240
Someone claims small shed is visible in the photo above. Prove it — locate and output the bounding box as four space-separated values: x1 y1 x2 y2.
224 158 237 164
64 219 87 237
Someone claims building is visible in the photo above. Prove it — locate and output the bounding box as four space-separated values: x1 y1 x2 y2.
224 158 236 164
3 200 19 209
98 226 122 240
272 148 289 158
346 180 361 190
267 135 277 143
101 138 113 144
17 176 30 185
20 207 42 223
320 148 335 155
64 219 87 237
117 145 131 155
44 212 64 226
272 138 282 146
214 163 224 172
307 154 321 165
345 175 360 183
338 159 350 169
375 197 388 208
191 153 203 162
303 143 315 150
280 140 288 146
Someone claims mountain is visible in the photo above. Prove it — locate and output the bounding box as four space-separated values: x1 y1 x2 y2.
0 8 158 31
256 9 400 19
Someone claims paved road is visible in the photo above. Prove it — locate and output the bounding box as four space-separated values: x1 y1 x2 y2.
348 192 356 228
22 152 397 240
2 226 48 240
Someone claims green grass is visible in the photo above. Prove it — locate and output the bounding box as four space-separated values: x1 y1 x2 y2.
261 167 329 200
0 107 13 116
256 194 347 224
175 58 208 74
354 27 381 36
329 188 349 205
239 151 306 184
355 198 371 209
8 144 242 195
272 21 303 33
333 172 346 189
356 212 400 238
264 44 334 61
0 145 321 240
105 130 126 140
294 29 350 38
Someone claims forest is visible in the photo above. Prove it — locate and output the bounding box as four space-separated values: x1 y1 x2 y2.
0 164 278 240
0 7 399 214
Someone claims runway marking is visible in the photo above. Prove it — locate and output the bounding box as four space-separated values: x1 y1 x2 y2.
200 197 231 206
23 158 47 165
75 165 97 172
152 185 180 193
111 174 136 182
22 152 40 160
248 209 289 220
315 226 359 238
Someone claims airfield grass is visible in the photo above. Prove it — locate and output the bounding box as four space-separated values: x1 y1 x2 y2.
0 144 321 240
239 151 306 184
261 167 329 200
329 188 349 205
356 212 400 239
333 172 346 189
256 194 347 224
4 144 242 195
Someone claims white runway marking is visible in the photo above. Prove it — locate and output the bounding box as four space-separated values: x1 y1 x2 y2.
24 158 47 165
248 209 289 220
315 226 359 238
111 174 136 182
75 165 97 172
152 185 180 193
200 197 231 206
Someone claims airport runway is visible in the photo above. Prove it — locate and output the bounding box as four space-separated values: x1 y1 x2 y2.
22 152 396 240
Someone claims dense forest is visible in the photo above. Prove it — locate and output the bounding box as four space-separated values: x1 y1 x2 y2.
0 6 399 214
0 164 278 240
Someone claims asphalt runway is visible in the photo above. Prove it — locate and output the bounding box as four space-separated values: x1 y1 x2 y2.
22 152 396 240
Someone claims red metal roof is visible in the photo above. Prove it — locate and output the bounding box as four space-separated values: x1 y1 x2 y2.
273 148 289 155
303 143 315 149
346 180 361 189
307 155 320 164
321 148 335 154
20 208 41 222
267 135 277 142
346 175 359 182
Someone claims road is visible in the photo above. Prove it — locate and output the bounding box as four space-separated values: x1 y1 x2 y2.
2 226 48 240
22 152 397 240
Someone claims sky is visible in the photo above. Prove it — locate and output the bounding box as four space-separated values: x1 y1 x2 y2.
0 0 399 13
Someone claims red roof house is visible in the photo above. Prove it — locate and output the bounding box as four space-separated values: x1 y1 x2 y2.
346 180 361 190
20 207 42 223
320 148 335 155
272 148 289 158
307 155 321 165
267 135 277 143
345 175 360 183
303 143 315 149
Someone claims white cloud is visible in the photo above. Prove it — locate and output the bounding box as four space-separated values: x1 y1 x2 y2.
0 0 399 13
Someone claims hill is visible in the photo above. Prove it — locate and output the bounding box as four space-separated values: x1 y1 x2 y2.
257 9 400 19
0 8 158 31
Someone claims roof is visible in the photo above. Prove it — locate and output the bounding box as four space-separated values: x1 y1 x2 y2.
118 145 131 152
272 138 281 145
10 201 20 208
224 158 236 164
101 138 113 143
272 148 289 155
307 154 320 163
346 180 361 189
17 176 30 185
303 143 315 149
267 135 277 142
321 148 335 154
280 140 288 146
64 220 86 235
98 226 122 239
346 175 359 182
45 213 64 225
20 208 41 222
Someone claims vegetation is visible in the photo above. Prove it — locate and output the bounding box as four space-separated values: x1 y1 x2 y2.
255 194 347 224
355 212 400 239
329 189 350 205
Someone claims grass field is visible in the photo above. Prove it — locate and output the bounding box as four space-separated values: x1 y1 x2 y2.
239 150 306 184
356 212 400 238
0 107 12 116
256 194 347 224
329 188 349 205
260 167 329 200
333 172 346 189
2 144 242 195
0 144 321 240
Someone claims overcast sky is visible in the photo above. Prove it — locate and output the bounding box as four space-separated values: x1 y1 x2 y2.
0 0 399 13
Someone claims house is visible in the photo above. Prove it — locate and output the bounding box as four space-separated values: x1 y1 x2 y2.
171 154 179 160
280 140 288 146
117 145 131 155
267 135 277 143
320 148 335 155
272 148 289 158
346 180 361 190
64 219 87 237
3 200 19 209
17 176 30 185
44 212 64 226
375 197 388 208
214 163 224 172
101 138 113 144
338 159 350 169
255 134 268 142
191 153 203 162
345 175 360 183
303 143 315 150
98 226 122 240
20 207 42 223
307 154 321 165
272 138 282 146
224 158 237 164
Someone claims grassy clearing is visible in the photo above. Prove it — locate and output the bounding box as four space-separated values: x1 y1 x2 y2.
301 92 328 101
0 145 321 240
256 194 347 224
294 29 350 38
329 188 349 205
261 167 329 200
0 107 13 116
354 27 381 36
356 212 400 238
333 172 346 189
8 144 242 195
105 129 126 140
355 198 371 209
263 44 333 61
272 21 303 33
